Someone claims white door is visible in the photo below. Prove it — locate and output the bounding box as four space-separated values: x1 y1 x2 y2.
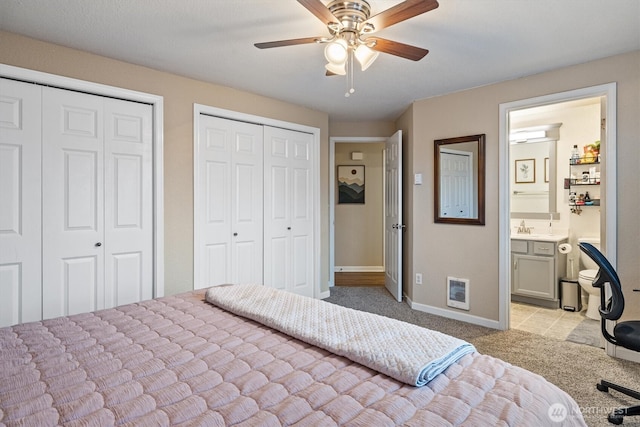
195 115 263 289
385 130 403 302
42 87 154 318
0 79 42 326
263 126 314 297
42 87 106 318
104 98 154 306
439 149 472 218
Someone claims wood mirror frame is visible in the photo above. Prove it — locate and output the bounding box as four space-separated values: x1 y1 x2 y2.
434 134 486 225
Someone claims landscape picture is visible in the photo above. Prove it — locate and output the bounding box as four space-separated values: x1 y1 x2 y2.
338 165 365 204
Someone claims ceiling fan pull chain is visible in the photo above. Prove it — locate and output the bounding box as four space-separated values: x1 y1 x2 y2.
346 49 355 97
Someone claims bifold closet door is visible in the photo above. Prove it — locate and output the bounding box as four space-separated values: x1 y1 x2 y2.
263 126 314 298
42 87 105 318
196 115 263 288
0 79 42 326
42 87 153 318
103 97 154 307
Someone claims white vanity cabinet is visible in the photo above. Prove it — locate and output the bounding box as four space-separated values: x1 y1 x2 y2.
511 237 567 308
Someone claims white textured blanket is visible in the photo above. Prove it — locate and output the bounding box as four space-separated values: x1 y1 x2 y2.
205 284 476 387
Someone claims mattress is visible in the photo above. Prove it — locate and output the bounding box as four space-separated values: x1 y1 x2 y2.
0 289 586 426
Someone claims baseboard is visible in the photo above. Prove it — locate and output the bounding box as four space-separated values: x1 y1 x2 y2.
334 266 385 273
612 344 640 363
407 296 501 330
318 289 331 299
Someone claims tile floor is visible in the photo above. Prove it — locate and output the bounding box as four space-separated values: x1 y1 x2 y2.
510 302 587 340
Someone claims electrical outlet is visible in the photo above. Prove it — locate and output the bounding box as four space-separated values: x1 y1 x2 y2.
415 273 423 285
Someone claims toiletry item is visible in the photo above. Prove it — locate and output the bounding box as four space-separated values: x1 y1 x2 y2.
571 145 580 164
582 171 590 182
589 166 596 183
584 191 591 202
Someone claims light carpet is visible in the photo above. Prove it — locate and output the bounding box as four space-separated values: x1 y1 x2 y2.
325 286 640 427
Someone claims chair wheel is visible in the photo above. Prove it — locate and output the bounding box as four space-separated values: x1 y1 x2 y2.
597 383 609 393
607 413 623 425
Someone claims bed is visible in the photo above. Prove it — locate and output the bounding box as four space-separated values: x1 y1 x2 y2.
1 285 586 426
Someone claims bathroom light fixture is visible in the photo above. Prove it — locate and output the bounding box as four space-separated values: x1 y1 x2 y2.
509 123 562 144
509 130 547 143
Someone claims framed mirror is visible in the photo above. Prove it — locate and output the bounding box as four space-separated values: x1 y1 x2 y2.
434 134 486 225
509 123 562 220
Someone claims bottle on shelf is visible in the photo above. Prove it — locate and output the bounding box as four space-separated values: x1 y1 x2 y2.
570 145 580 164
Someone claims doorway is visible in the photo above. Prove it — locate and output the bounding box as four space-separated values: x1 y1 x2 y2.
329 138 386 286
498 83 617 340
329 132 404 302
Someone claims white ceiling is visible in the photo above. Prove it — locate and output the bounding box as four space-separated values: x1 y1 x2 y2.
1 0 638 121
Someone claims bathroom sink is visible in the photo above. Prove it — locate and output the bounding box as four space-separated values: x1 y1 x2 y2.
511 233 568 242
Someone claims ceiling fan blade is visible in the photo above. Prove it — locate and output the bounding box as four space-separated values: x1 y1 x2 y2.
254 36 321 49
297 0 340 26
368 37 429 61
365 0 439 32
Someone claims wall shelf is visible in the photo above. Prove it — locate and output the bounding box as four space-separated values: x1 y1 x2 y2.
567 159 600 214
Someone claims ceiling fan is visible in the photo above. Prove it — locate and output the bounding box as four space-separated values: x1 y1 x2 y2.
255 0 439 90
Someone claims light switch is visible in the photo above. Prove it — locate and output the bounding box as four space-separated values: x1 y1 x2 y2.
414 173 423 185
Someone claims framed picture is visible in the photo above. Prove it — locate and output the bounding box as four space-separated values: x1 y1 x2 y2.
447 276 470 310
515 158 535 183
544 157 550 183
337 165 365 204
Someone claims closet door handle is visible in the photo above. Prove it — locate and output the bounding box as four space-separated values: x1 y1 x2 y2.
95 242 102 247
233 232 238 236
287 227 291 230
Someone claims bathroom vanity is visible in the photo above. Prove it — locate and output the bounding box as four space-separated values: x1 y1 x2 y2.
511 234 568 308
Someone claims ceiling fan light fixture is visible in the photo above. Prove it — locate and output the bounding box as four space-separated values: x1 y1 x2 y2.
254 0 439 96
325 61 347 75
354 44 379 71
324 38 348 65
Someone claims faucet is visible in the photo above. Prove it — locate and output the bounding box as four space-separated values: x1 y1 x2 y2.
517 220 532 234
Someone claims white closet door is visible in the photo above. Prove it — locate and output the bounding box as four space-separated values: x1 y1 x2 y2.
0 79 42 326
196 115 263 289
104 98 153 306
263 126 314 297
42 87 105 318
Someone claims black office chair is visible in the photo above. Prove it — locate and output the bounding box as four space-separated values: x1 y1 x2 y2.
579 242 640 425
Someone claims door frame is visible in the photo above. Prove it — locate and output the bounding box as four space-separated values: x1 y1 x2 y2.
193 104 321 298
328 136 387 290
0 64 165 298
498 82 617 332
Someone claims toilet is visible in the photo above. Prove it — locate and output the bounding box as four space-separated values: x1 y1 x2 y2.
577 237 601 320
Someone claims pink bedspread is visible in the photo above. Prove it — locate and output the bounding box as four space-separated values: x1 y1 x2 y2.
0 290 586 426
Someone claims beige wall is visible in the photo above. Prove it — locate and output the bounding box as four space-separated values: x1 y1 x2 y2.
2 30 638 324
0 31 330 297
400 50 640 322
329 121 396 137
334 143 385 269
